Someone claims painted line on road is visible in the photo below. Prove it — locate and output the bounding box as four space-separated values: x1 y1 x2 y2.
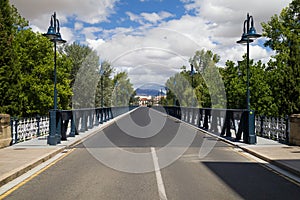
151 147 168 200
0 148 75 199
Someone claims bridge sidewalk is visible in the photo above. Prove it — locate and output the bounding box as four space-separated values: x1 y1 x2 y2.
0 122 110 189
232 137 300 177
209 133 300 177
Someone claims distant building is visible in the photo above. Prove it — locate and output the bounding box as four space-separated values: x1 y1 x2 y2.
136 95 152 106
135 94 166 106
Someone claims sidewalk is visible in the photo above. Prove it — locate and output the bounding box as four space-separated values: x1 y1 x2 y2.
232 137 300 176
211 134 300 177
1 117 300 191
0 124 104 188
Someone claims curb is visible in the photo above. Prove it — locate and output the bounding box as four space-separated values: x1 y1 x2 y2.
0 148 64 187
0 108 138 188
158 110 300 177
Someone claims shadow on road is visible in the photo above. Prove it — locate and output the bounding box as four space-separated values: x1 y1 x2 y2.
202 161 300 200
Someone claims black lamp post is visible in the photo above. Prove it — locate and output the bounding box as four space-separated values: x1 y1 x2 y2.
43 12 66 145
190 63 195 107
237 13 261 110
99 65 104 108
236 13 261 144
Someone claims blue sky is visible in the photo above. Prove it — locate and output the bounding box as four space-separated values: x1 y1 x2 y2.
11 0 292 88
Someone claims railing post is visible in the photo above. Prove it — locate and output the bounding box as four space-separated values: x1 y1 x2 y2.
70 111 76 137
88 110 93 129
95 109 99 126
60 111 69 141
80 111 86 132
203 109 210 130
36 115 41 137
221 110 232 137
12 118 18 144
210 109 219 133
56 110 62 144
285 115 290 144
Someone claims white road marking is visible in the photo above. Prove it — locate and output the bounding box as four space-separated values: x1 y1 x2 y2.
151 147 168 200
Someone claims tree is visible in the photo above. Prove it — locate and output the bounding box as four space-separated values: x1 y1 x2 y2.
189 49 226 108
222 57 277 116
261 0 300 115
11 29 72 116
0 0 28 115
112 71 135 106
71 48 100 109
95 61 114 107
165 72 194 107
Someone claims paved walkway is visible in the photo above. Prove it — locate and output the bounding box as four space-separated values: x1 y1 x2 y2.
1 112 300 192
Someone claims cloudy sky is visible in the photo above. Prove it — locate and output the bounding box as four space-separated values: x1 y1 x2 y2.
11 0 292 88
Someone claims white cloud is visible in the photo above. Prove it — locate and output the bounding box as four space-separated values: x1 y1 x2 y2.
11 0 293 88
74 22 84 31
11 0 118 31
86 38 105 50
126 11 174 25
61 27 75 44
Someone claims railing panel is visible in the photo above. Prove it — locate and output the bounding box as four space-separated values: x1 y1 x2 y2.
152 106 259 144
255 115 289 143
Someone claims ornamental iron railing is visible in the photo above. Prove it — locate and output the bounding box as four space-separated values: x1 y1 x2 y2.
152 106 255 144
255 115 289 144
152 106 290 144
10 106 138 145
10 116 49 144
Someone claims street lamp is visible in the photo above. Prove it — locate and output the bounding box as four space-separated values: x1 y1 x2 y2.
99 64 104 108
237 13 261 110
190 63 195 88
236 13 261 144
190 63 195 107
43 12 66 145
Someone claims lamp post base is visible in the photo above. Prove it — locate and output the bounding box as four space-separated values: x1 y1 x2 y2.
48 110 57 145
47 135 57 145
246 110 256 144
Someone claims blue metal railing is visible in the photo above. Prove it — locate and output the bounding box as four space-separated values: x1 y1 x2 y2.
53 106 138 143
10 106 138 145
151 106 256 144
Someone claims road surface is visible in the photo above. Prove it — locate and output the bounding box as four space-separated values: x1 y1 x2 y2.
4 107 300 200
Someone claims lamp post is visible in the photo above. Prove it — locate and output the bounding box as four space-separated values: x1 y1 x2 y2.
236 13 261 144
190 63 195 88
190 63 195 107
43 12 66 145
99 65 104 108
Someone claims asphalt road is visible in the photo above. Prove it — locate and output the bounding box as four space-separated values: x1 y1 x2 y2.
4 107 300 200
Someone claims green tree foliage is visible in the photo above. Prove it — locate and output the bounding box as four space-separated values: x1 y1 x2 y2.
261 0 300 115
0 0 27 115
12 29 72 116
166 49 225 108
64 42 94 89
190 50 226 108
0 2 71 116
95 61 114 107
222 57 277 116
71 47 100 109
166 72 194 107
112 71 135 106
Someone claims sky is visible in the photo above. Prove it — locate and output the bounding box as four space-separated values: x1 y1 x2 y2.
11 0 292 89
